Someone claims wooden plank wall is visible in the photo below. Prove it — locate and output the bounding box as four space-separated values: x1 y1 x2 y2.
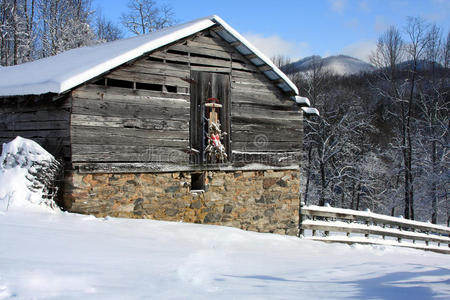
0 95 71 164
71 87 190 163
231 71 303 152
70 29 303 169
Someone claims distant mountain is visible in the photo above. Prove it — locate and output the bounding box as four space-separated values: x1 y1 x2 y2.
283 55 375 76
396 60 444 72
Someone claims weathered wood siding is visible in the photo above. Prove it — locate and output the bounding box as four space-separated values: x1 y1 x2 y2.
70 29 303 170
0 95 71 163
230 70 303 162
71 86 190 164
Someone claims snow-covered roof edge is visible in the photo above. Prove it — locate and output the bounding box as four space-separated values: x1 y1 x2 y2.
57 17 219 95
0 15 298 97
210 15 299 95
0 17 215 96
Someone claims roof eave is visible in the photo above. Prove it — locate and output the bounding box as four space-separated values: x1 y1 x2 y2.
210 15 299 95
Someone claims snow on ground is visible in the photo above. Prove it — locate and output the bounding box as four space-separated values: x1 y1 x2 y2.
0 137 449 299
1 210 449 299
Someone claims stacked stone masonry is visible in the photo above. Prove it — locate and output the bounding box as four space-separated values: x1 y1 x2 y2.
63 169 300 235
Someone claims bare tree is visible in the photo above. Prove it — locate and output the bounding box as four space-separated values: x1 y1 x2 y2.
271 54 291 68
444 30 450 69
413 24 449 224
295 57 330 206
95 12 122 42
121 0 175 35
400 16 431 220
370 25 404 83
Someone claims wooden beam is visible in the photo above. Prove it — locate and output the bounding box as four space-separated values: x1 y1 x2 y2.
72 162 300 174
230 41 242 47
258 65 273 72
209 26 222 33
272 78 285 84
245 53 258 60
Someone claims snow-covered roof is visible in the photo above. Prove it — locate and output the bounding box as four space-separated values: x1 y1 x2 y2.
301 107 320 116
0 15 298 97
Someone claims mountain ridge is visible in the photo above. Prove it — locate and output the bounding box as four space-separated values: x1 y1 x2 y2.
283 55 375 76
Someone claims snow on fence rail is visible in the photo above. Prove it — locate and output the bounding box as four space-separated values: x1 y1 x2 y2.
299 205 450 254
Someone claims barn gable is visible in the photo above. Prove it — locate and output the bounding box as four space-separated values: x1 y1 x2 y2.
69 27 303 173
0 16 309 235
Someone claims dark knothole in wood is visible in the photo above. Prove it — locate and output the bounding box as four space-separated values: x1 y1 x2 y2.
190 51 229 62
146 56 164 62
165 85 177 93
92 78 106 86
165 59 189 66
136 82 163 91
191 172 205 191
167 49 188 56
107 78 134 89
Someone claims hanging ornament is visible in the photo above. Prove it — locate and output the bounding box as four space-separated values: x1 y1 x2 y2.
205 97 227 163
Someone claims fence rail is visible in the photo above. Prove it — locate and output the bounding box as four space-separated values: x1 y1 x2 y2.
299 205 450 254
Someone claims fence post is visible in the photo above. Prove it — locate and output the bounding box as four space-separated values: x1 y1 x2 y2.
298 202 304 237
365 220 369 238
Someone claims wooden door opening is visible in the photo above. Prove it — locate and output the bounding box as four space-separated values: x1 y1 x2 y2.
190 71 231 164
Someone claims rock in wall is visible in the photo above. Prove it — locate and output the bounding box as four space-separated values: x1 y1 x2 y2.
63 169 300 235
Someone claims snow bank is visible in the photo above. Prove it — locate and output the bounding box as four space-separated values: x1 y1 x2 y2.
0 210 448 299
0 136 60 212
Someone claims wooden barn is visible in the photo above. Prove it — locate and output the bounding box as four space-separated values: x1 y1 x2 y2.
0 15 316 235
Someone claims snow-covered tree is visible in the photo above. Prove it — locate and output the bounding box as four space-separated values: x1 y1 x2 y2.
0 0 37 65
37 0 95 57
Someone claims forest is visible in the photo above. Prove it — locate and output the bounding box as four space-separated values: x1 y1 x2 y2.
1 1 449 224
280 18 449 225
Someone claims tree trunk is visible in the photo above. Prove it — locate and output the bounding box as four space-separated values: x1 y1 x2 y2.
12 0 18 65
350 182 356 210
303 146 312 205
356 183 361 211
431 140 437 224
406 63 417 220
319 160 326 206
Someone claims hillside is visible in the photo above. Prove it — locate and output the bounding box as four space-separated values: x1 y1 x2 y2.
284 55 375 76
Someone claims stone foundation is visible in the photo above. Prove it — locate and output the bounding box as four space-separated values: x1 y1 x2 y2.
63 169 300 235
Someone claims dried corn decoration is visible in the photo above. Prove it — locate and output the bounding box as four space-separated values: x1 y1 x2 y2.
205 97 227 163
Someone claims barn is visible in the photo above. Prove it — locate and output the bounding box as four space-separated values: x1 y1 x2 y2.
0 15 316 235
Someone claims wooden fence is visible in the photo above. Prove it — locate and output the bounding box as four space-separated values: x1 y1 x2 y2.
299 205 450 254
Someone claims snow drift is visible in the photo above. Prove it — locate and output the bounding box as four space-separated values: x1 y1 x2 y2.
0 136 61 212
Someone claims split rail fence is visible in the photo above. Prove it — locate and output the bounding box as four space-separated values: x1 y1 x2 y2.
299 205 450 254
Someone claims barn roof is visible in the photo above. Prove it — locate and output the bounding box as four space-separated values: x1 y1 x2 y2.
0 15 298 97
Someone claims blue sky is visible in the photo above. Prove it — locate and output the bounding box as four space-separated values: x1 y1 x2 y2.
93 0 450 62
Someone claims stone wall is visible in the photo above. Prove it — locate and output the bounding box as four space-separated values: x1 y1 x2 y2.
63 169 300 235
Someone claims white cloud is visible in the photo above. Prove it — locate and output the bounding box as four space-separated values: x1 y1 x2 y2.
374 15 390 33
340 40 377 62
358 0 370 12
329 0 347 14
243 33 309 60
345 18 360 30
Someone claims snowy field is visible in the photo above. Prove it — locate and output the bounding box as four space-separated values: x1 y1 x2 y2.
1 208 449 299
1 137 449 299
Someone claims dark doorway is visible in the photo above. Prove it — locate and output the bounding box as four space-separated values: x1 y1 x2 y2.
190 71 231 164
